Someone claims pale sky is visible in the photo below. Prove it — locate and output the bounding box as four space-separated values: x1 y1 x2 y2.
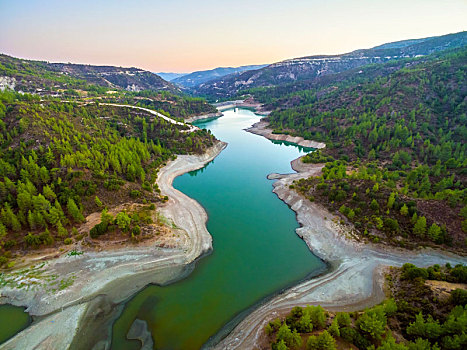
0 0 466 72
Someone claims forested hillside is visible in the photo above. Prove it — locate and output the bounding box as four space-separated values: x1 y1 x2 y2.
0 54 216 120
193 31 467 100
100 90 217 120
273 47 467 252
0 90 215 267
0 54 176 93
263 264 467 350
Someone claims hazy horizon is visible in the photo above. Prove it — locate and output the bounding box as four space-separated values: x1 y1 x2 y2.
1 0 466 73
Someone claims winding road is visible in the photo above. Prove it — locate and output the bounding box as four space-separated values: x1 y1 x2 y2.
100 103 199 133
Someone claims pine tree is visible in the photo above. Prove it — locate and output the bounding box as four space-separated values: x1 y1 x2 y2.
427 223 441 242
115 211 131 231
94 195 103 208
28 210 36 230
379 336 408 350
265 323 274 336
39 166 50 183
101 209 113 226
6 206 21 231
358 309 386 341
276 340 288 350
43 185 56 201
317 330 336 350
328 318 340 337
370 199 380 211
57 222 68 238
276 323 293 345
387 192 396 209
67 198 84 222
306 335 318 350
400 204 409 216
298 312 313 333
0 223 6 238
290 329 302 349
336 312 351 327
413 216 427 237
306 305 327 329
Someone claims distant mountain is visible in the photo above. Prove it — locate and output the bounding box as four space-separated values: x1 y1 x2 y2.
0 54 178 94
193 31 467 99
157 72 187 81
172 64 267 88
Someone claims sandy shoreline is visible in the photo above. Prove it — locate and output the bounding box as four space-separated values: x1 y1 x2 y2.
215 100 270 115
186 99 267 124
246 120 326 150
214 150 466 349
0 141 227 349
185 112 223 123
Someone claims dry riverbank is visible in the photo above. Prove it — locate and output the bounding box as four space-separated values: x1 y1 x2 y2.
214 155 466 350
246 120 326 149
185 112 223 124
215 99 270 115
0 141 227 350
186 98 270 125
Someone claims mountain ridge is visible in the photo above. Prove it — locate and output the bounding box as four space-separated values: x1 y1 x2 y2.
192 31 467 99
0 54 178 94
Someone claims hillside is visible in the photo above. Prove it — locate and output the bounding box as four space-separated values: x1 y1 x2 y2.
267 47 467 253
0 89 216 267
262 264 467 350
99 90 217 120
0 54 218 120
0 54 178 94
193 31 467 99
173 64 267 89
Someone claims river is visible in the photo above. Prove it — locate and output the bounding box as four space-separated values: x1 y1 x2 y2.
111 108 325 349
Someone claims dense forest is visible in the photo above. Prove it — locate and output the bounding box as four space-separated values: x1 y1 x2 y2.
0 54 216 120
192 31 466 99
264 47 467 252
0 89 215 267
99 90 217 120
0 54 174 93
263 264 467 350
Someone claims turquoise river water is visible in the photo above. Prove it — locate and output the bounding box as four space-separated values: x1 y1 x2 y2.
111 108 325 349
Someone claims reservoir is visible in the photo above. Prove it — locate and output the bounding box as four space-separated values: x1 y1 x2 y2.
112 108 325 349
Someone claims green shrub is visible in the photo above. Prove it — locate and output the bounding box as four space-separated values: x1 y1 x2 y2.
132 225 141 235
450 289 467 306
90 222 108 238
130 190 141 198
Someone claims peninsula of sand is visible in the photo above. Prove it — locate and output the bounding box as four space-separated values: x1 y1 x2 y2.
0 141 227 349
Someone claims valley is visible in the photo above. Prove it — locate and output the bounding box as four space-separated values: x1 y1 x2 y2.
0 26 466 350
